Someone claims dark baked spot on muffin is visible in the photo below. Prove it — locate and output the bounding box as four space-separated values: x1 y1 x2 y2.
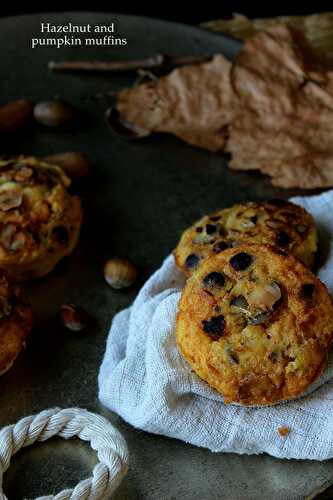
276 231 291 246
206 224 217 235
299 283 315 300
52 226 69 245
196 227 203 233
213 241 229 253
209 216 220 222
225 347 239 364
202 272 225 289
250 215 258 224
202 315 225 340
230 252 252 271
271 247 288 257
203 289 215 299
268 351 279 363
185 253 200 270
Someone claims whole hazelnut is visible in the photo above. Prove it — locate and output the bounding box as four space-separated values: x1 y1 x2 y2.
43 152 90 180
59 303 90 331
104 258 137 289
34 100 76 128
0 100 33 136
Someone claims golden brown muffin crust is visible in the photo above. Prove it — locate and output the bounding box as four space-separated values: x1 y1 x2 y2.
176 244 333 405
174 200 317 275
0 156 82 281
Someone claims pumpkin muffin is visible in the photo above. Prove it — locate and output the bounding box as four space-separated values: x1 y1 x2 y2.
174 200 317 275
0 270 33 375
176 244 333 405
0 156 82 281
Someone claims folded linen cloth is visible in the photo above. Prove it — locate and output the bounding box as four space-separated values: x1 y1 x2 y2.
99 190 333 460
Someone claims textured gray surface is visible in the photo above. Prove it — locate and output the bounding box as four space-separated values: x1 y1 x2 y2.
0 12 332 500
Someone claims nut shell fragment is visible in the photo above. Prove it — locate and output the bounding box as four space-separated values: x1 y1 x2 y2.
59 303 91 332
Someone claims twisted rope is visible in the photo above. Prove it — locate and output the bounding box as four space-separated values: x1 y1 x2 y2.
0 407 129 500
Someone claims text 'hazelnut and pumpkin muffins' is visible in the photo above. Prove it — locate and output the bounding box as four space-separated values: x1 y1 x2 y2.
174 200 317 275
0 269 33 376
0 156 82 281
176 244 333 406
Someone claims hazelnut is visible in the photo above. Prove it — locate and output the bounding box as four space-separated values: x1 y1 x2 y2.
104 258 137 289
192 233 212 245
43 152 90 180
59 303 90 331
0 100 33 136
1 223 18 250
248 282 281 311
230 295 249 314
14 166 34 182
249 311 271 325
31 202 50 223
10 232 26 252
33 100 76 128
0 186 23 211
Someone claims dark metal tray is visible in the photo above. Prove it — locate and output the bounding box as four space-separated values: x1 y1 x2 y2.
0 12 332 499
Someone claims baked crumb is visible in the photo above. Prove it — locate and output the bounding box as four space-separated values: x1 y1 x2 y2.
278 426 290 437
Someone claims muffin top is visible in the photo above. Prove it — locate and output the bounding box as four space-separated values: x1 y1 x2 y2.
174 200 317 275
0 156 75 265
176 244 333 405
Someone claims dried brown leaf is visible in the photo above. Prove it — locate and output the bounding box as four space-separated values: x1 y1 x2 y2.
259 154 333 189
116 24 333 190
117 55 235 152
202 12 333 68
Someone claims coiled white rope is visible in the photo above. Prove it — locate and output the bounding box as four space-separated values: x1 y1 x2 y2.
0 407 129 500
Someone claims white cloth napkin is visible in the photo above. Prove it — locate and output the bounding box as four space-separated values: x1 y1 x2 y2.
98 190 333 460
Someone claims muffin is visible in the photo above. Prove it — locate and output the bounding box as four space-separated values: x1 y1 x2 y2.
0 156 82 281
0 270 33 375
176 244 333 405
174 200 317 275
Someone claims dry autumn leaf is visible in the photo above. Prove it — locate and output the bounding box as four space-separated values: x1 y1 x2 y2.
116 25 333 189
202 12 333 68
117 54 235 152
